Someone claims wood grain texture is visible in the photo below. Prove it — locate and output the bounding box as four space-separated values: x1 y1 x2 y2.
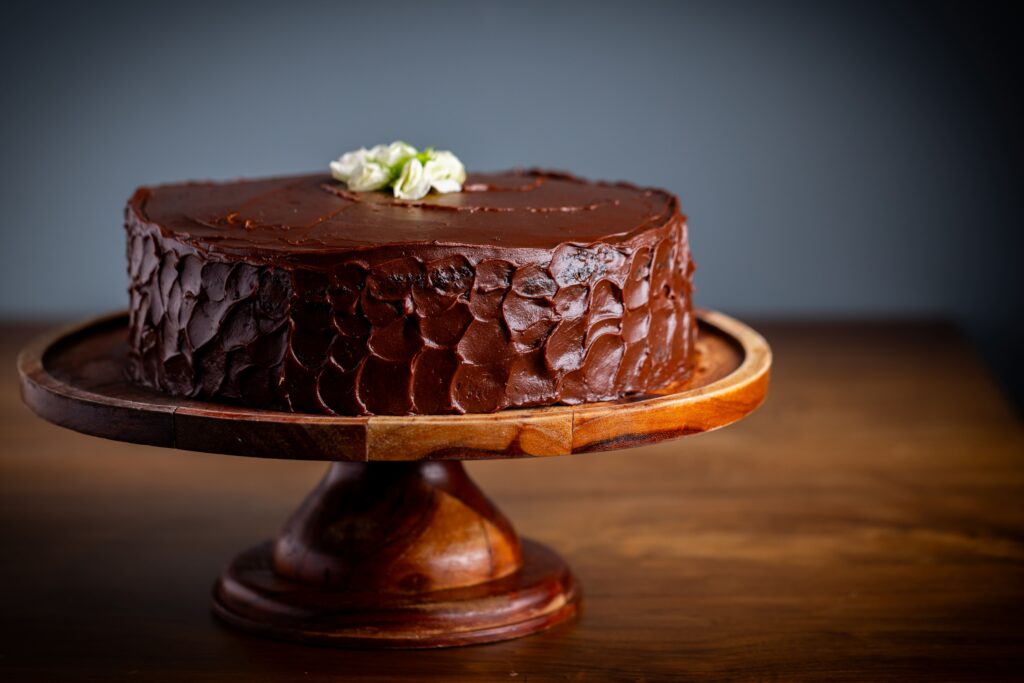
212 461 579 648
3 320 1023 681
214 539 578 649
17 309 770 461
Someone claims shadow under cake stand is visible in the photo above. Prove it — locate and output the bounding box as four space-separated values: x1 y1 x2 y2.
18 309 771 649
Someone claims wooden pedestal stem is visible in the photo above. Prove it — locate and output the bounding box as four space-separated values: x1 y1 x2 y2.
212 461 580 648
274 461 522 592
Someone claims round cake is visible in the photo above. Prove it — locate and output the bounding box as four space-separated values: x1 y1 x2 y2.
124 170 696 415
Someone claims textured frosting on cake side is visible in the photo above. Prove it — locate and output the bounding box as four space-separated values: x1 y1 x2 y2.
125 170 696 415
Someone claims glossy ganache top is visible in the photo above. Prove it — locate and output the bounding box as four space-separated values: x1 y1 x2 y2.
127 170 680 260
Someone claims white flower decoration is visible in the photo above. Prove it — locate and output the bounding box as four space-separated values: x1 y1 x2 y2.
369 141 417 167
329 148 368 183
393 158 432 200
423 150 466 194
330 141 465 199
345 159 391 192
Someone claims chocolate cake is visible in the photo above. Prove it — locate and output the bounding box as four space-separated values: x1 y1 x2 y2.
125 170 696 415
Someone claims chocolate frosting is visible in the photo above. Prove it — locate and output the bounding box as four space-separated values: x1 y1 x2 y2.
125 170 696 415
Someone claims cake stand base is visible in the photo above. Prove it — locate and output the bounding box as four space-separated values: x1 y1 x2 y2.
211 461 579 648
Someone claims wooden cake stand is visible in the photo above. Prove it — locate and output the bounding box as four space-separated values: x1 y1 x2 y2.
18 309 770 649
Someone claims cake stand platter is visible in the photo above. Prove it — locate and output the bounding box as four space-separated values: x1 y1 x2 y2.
18 309 771 649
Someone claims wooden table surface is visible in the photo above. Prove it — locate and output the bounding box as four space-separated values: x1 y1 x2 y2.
2 320 1022 682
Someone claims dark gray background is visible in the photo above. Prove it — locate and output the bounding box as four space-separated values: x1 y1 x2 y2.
2 1 1021 405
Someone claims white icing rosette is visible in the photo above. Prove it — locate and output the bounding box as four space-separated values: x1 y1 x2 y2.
330 141 465 199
